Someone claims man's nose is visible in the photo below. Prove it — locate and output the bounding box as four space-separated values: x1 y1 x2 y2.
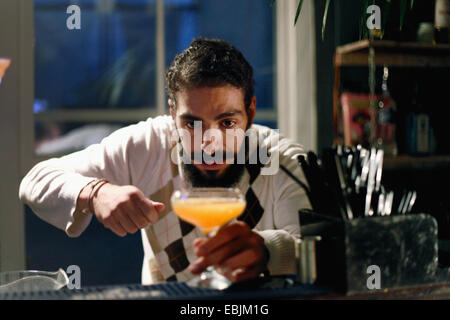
201 127 223 156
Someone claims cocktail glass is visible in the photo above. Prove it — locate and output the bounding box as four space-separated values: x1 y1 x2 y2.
171 187 246 290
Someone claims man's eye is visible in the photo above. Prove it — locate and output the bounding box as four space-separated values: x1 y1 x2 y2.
221 120 236 128
185 121 195 129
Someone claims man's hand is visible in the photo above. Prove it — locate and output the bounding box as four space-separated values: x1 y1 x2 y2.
188 221 269 283
92 183 165 237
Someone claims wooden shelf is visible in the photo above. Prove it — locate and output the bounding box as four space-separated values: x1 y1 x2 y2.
332 40 450 149
384 155 450 170
335 39 450 67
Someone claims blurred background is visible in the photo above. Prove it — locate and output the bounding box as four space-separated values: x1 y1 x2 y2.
0 0 449 285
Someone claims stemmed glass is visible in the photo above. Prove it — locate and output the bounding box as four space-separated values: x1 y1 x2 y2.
171 187 246 290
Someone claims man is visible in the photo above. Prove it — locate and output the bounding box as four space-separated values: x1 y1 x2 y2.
19 38 310 285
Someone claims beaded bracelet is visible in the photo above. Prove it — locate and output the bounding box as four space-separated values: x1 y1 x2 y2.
87 178 109 214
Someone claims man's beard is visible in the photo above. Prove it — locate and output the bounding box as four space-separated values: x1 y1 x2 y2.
182 162 245 188
180 142 247 188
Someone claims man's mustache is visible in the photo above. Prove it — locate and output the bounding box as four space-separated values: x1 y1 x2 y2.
177 136 248 165
189 151 239 164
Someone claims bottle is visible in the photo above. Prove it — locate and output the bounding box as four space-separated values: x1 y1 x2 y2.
405 81 434 156
417 22 435 43
434 0 450 44
376 66 398 156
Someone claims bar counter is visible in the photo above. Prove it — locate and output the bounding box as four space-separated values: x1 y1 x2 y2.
1 274 450 300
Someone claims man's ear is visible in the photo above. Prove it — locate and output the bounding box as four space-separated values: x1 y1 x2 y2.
247 96 256 126
169 99 175 119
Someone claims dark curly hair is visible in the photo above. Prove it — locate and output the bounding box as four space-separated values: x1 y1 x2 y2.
165 38 255 111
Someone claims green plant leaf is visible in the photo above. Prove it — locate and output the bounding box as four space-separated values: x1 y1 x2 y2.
410 0 414 9
270 0 276 8
321 0 331 40
399 0 407 30
294 0 305 26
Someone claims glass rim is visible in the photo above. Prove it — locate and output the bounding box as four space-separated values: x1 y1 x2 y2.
171 187 245 200
179 187 240 191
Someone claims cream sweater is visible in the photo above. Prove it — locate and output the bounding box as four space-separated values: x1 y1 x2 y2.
19 115 310 284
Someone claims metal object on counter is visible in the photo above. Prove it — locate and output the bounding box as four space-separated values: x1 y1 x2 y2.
295 236 322 284
0 269 69 293
286 145 418 219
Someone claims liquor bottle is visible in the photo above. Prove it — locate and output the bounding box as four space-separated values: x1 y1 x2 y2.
405 81 434 156
376 66 398 156
434 0 450 44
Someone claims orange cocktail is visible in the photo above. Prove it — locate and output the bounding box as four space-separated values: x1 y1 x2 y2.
170 188 246 290
172 197 246 234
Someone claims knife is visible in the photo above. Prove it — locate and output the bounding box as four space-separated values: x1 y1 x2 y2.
406 191 417 214
364 148 377 217
334 154 354 220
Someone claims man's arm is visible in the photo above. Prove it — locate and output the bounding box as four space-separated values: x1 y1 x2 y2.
256 172 308 275
19 118 167 237
255 139 310 276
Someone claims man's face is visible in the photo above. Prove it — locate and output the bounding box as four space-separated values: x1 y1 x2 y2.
170 85 255 187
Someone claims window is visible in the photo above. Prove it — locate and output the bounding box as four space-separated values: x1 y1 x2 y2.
34 0 276 158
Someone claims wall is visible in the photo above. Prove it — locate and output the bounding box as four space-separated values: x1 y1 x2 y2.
0 0 34 272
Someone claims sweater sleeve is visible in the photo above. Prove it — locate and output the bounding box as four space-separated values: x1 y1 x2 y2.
257 168 309 275
18 117 166 237
256 131 311 275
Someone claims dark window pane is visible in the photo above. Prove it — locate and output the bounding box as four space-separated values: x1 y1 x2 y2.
34 0 157 111
165 0 275 116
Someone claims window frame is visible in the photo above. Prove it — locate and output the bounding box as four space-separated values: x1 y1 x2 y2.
276 0 317 153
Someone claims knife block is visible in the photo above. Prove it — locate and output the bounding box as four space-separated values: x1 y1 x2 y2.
300 213 439 294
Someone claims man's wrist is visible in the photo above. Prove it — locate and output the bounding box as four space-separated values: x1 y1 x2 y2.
76 179 96 214
76 178 108 215
255 229 297 276
88 179 109 214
